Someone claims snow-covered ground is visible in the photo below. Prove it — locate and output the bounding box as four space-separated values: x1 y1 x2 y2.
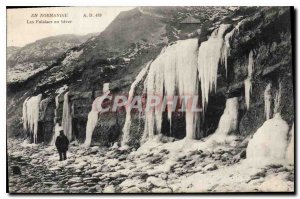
7 134 294 193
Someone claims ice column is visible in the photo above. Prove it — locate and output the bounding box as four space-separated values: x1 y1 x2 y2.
244 50 254 110
198 24 231 110
121 62 151 146
62 92 72 141
22 94 42 143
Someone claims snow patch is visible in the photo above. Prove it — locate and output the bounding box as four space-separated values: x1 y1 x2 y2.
246 113 289 166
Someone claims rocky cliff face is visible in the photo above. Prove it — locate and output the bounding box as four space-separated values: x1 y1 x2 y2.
7 7 293 147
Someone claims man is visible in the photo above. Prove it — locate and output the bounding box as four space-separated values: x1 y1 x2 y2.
55 130 70 161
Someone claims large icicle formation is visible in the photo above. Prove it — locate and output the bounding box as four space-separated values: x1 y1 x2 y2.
83 85 111 147
264 83 272 120
121 62 151 147
22 94 42 143
244 50 254 110
198 24 231 110
286 123 294 165
144 38 199 140
246 113 289 164
62 92 72 141
141 24 231 141
213 97 239 137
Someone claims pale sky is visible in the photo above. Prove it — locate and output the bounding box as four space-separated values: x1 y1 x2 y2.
7 7 134 47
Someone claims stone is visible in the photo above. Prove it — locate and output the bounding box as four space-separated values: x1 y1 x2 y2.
204 163 218 171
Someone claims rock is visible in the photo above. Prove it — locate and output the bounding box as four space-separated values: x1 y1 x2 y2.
152 187 172 193
146 176 167 187
95 185 102 193
103 185 115 193
204 163 218 171
122 186 141 193
11 166 21 175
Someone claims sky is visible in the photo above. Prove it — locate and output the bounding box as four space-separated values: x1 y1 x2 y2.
7 7 134 47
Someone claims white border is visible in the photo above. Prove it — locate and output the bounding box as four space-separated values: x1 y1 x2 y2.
1 0 298 198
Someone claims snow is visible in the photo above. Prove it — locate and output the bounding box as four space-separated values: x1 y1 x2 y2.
264 83 272 120
198 24 231 110
246 113 289 166
259 173 293 192
121 62 151 146
22 94 42 143
62 92 72 141
286 123 294 165
143 39 199 140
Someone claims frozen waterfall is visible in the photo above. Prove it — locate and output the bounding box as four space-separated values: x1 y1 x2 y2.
83 85 110 147
214 97 239 136
198 24 231 110
143 38 199 140
121 62 151 147
62 92 73 141
22 94 42 144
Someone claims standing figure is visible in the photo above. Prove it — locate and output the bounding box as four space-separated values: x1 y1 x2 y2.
55 130 70 161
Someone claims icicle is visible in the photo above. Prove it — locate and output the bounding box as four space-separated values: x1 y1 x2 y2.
62 92 72 141
22 97 30 131
221 21 244 77
244 50 254 110
198 24 231 110
144 38 199 140
244 78 252 110
23 94 42 143
274 82 282 116
83 86 111 147
121 62 151 147
264 83 272 120
286 123 294 165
